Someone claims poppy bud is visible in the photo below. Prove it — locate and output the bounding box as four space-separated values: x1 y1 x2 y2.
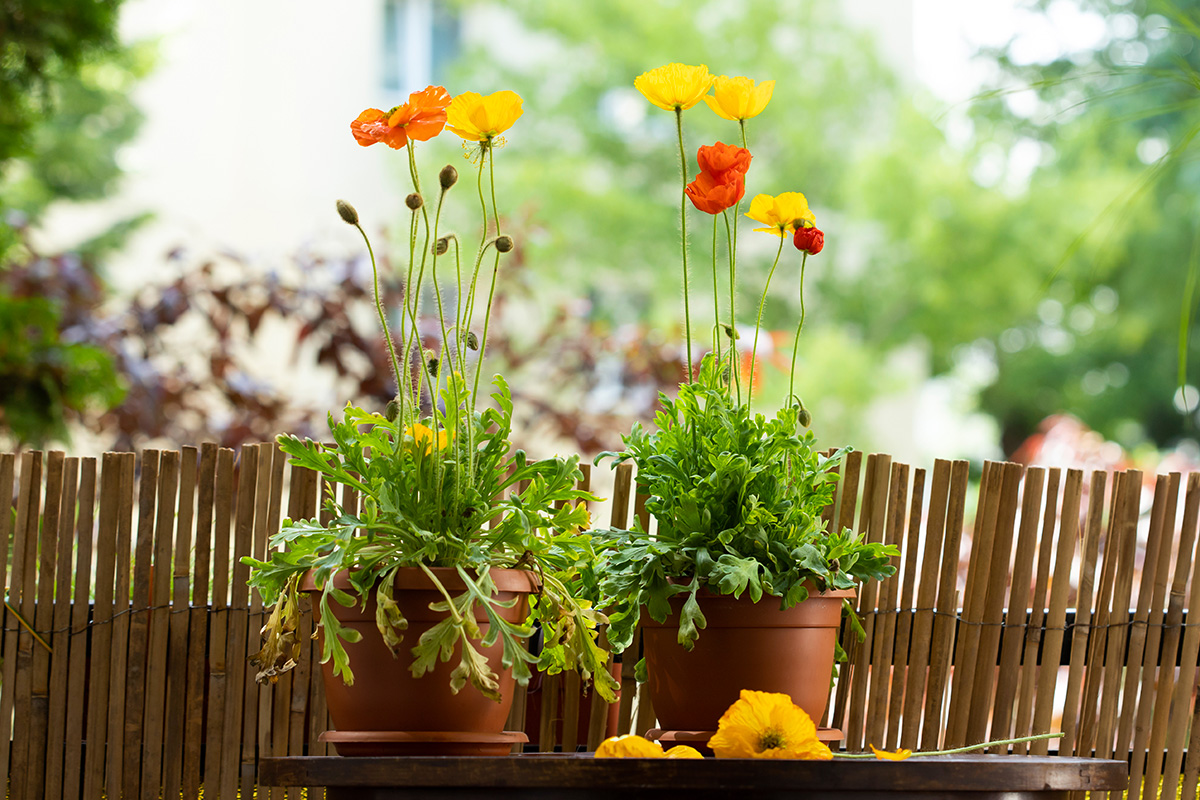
406 193 424 210
721 323 740 340
385 399 400 422
439 165 458 190
793 225 824 255
427 357 440 378
495 235 514 253
336 199 359 225
798 406 812 427
465 330 479 351
435 237 450 256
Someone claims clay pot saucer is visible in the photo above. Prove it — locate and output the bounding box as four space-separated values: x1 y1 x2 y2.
319 730 529 757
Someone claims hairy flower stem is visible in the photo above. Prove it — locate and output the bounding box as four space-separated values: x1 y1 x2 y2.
748 236 785 413
711 215 721 362
430 188 463 504
357 222 404 418
462 147 490 380
675 107 693 380
788 252 808 404
403 145 438 425
723 211 740 403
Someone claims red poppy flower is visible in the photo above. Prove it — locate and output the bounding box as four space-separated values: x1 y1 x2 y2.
351 85 452 150
793 225 824 255
697 142 752 180
686 169 746 215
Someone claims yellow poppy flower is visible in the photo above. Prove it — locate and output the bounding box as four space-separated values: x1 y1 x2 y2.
707 690 833 760
665 745 704 758
744 192 816 237
405 423 451 455
634 63 714 111
869 744 913 761
445 90 524 142
595 734 666 758
703 76 775 121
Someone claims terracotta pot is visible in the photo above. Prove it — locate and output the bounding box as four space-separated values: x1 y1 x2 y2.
641 586 855 731
301 566 538 755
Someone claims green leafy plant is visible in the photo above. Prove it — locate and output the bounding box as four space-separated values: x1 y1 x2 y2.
591 62 899 660
243 85 617 703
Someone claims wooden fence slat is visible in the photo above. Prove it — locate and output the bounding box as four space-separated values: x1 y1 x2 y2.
864 461 907 749
830 449 864 733
204 447 236 795
0 453 14 793
164 446 198 798
562 671 582 752
285 463 318 800
1030 468 1083 756
988 466 1045 750
1076 471 1125 758
846 453 891 750
244 444 278 796
886 466 925 750
183 443 217 799
945 460 1000 748
263 444 291 800
1092 470 1141 760
1169 473 1200 798
1126 472 1180 800
921 459 969 750
1013 467 1061 752
122 449 161 800
1149 472 1200 800
901 459 951 749
82 453 130 799
27 451 62 800
1059 470 1107 756
11 451 43 800
964 461 1022 747
61 457 95 800
45 456 79 800
220 443 258 800
141 450 181 799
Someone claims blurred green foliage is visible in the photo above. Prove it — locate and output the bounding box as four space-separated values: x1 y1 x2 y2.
0 0 148 447
442 0 1200 454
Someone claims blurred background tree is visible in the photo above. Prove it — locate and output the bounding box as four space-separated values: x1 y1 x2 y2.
0 0 149 446
963 0 1200 452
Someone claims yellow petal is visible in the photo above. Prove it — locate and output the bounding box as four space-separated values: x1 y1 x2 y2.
595 734 667 758
665 745 704 758
702 93 738 121
870 744 913 761
635 63 713 111
748 79 775 118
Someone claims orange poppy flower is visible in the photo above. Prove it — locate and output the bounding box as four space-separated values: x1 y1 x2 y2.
685 170 745 215
697 142 752 180
351 85 452 150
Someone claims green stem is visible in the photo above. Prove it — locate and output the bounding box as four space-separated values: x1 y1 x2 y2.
788 252 808 404
356 222 403 407
471 242 502 406
723 211 740 403
830 732 1064 759
675 107 693 379
748 235 785 413
711 214 721 363
417 563 463 625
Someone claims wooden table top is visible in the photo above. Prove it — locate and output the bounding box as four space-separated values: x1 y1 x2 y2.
259 753 1128 799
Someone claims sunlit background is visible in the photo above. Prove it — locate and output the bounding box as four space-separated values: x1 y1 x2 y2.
4 0 1198 477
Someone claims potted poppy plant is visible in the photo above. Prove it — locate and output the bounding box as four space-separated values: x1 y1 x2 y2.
591 64 898 739
245 85 617 756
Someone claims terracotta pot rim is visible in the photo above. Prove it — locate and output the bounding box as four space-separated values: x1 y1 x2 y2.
299 565 540 595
